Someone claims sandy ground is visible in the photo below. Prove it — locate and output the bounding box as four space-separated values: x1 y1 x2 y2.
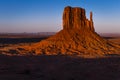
0 55 120 80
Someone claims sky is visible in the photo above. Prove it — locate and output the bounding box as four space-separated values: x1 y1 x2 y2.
0 0 120 33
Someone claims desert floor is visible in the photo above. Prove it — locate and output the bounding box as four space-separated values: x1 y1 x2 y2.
0 55 120 80
0 34 120 80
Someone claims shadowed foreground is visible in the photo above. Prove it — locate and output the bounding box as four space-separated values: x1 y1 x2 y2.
0 55 120 80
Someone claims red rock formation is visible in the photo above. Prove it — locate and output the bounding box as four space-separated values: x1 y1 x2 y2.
63 6 94 32
16 6 120 57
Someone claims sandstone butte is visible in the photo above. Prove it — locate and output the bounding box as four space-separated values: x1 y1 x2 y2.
11 6 120 57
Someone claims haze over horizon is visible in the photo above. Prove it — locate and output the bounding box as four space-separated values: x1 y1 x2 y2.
0 0 120 33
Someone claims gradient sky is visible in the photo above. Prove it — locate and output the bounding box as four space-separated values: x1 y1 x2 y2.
0 0 120 33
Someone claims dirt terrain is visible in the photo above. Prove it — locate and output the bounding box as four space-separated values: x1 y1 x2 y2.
0 35 119 80
108 38 120 45
0 34 120 56
0 55 120 80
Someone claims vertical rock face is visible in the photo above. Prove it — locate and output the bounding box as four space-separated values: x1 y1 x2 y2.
90 12 93 21
63 6 94 31
89 12 94 31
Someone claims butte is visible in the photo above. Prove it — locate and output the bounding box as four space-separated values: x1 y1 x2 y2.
20 6 120 57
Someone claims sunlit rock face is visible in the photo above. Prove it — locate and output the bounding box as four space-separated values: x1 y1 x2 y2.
63 6 94 32
18 6 120 57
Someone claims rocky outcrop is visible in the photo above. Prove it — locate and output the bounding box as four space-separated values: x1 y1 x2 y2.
63 6 94 31
14 6 120 57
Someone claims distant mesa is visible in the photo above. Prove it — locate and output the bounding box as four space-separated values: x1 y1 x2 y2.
9 6 120 57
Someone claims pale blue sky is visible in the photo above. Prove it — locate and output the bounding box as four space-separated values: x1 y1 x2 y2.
0 0 120 33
